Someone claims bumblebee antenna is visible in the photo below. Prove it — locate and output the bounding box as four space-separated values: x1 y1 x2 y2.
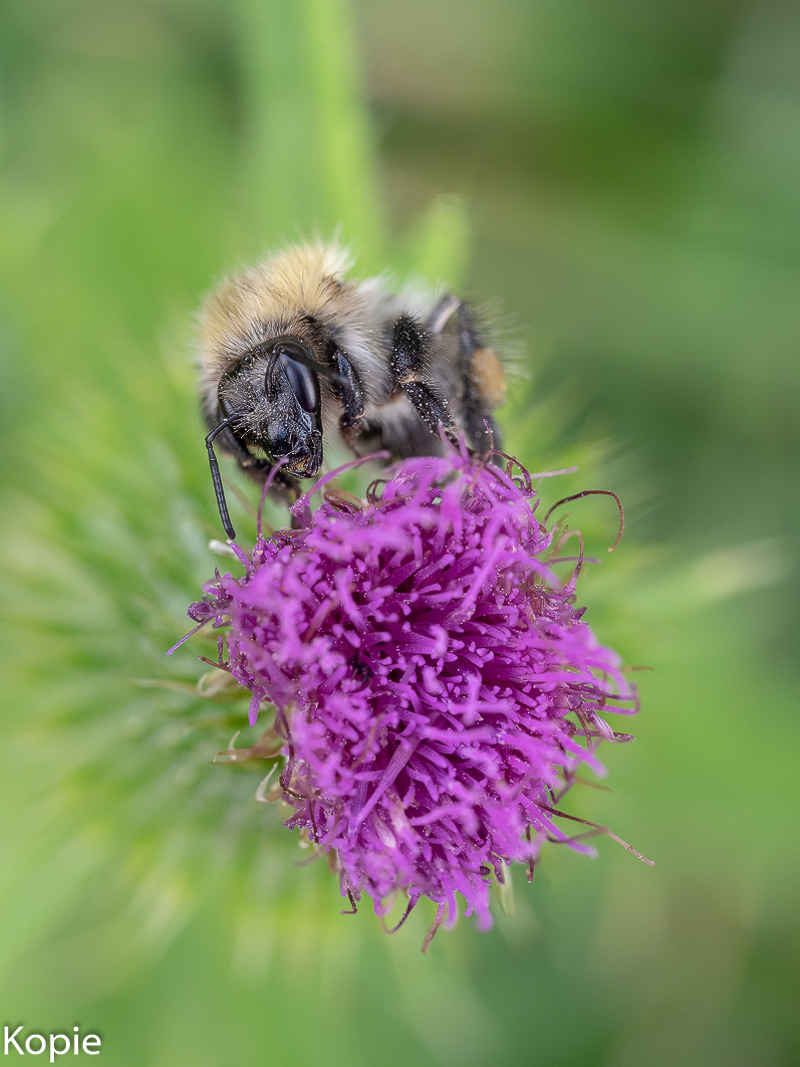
206 413 246 540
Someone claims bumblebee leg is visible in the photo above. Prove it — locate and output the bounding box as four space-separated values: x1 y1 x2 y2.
428 296 504 454
426 293 461 334
331 350 367 446
456 303 503 453
390 313 459 444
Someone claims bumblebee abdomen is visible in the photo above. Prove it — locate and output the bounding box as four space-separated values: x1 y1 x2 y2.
471 347 507 410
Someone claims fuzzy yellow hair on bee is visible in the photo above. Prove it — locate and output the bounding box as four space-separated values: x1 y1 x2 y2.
197 241 506 538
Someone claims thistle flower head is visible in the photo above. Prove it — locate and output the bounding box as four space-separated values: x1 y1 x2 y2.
187 447 641 932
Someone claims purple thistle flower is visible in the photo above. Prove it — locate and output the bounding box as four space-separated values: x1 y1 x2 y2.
186 446 646 935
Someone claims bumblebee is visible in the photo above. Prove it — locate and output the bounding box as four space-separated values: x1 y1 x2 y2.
198 243 506 538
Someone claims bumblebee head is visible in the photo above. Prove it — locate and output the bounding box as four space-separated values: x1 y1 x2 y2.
206 337 345 538
218 338 325 478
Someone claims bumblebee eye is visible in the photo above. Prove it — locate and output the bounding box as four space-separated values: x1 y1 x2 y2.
273 344 320 414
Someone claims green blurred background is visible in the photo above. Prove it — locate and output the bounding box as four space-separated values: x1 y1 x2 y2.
1 0 798 1064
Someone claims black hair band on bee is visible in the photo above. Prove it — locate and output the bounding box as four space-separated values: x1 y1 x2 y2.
206 412 247 540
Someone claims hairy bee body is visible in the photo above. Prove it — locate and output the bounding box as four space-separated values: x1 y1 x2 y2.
197 243 505 537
